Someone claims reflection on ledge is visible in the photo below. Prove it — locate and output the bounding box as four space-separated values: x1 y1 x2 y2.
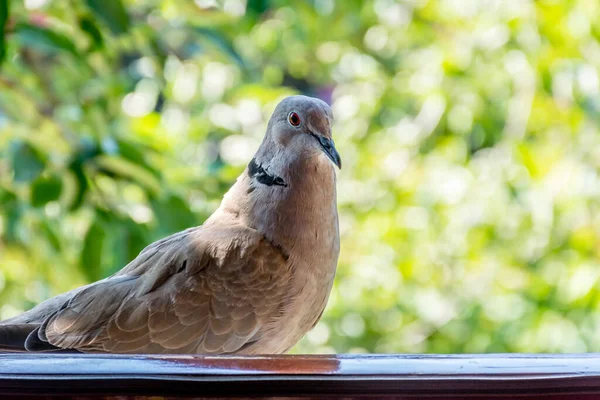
2 353 600 399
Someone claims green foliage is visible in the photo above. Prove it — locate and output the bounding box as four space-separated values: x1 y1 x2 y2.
0 0 8 65
1 0 600 355
10 140 46 183
85 0 130 35
14 23 79 57
30 174 62 207
81 219 106 282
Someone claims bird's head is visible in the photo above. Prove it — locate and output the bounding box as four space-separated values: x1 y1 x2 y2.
265 95 341 169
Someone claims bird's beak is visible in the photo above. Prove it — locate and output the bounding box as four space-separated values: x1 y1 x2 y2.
314 134 342 169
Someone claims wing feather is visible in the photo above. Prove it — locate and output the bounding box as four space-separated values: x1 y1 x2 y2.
30 225 291 354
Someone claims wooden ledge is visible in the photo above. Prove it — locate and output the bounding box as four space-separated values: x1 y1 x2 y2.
2 353 600 398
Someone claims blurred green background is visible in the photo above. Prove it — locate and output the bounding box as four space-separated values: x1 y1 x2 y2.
1 0 600 354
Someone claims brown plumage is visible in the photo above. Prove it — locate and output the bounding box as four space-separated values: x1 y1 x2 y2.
0 95 341 354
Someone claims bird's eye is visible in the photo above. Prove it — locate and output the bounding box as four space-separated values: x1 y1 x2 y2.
288 112 301 127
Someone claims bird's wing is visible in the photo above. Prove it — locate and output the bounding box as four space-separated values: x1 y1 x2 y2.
3 225 291 354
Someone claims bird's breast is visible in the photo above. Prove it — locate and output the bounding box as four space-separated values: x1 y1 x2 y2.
218 156 340 353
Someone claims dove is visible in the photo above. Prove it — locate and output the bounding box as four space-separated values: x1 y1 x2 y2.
0 95 341 354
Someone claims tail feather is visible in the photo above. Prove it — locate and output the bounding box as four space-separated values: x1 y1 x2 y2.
24 326 63 352
0 324 38 351
0 323 80 353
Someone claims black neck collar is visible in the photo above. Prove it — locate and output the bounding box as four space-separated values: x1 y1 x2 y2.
248 158 287 187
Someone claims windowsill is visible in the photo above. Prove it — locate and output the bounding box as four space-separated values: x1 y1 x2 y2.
1 353 600 398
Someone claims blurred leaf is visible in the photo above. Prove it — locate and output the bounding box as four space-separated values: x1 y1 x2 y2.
4 205 22 244
0 0 9 66
79 15 104 51
41 220 62 252
0 188 16 204
14 23 79 57
247 0 269 15
95 155 161 194
10 140 46 183
109 219 148 273
0 189 21 243
30 174 63 207
67 139 101 210
68 162 89 211
81 219 105 282
124 222 148 261
145 28 167 66
86 0 130 35
151 194 197 235
116 138 161 179
195 27 245 68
